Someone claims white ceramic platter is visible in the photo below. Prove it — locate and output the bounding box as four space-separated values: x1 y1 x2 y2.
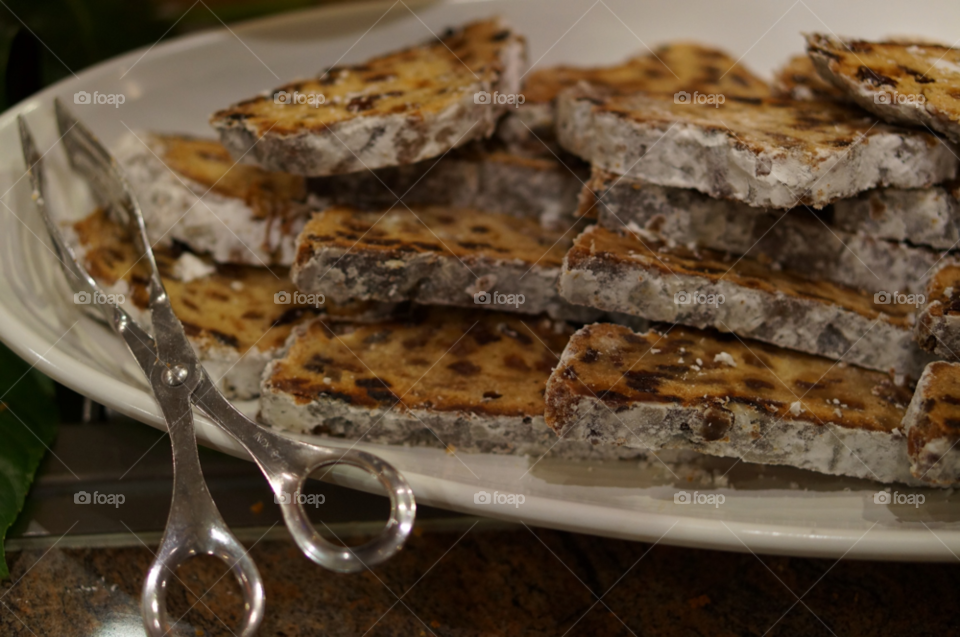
3 0 960 561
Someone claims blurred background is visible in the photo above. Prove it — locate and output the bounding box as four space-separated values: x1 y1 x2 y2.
3 3 960 636
0 0 341 113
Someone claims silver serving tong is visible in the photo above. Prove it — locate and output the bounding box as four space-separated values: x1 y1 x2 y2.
19 99 416 637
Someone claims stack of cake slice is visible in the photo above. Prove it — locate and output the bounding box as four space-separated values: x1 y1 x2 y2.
544 322 920 485
259 307 637 458
70 18 647 460
79 18 960 481
241 38 806 456
579 168 958 295
542 35 960 486
80 18 539 404
69 208 398 399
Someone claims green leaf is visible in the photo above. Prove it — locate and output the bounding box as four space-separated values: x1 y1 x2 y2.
0 343 58 579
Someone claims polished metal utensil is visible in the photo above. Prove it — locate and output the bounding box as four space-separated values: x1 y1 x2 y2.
19 101 416 636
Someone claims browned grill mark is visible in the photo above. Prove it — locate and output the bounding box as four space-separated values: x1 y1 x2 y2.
273 308 314 326
181 321 202 337
304 354 334 374
856 65 897 87
580 348 600 363
598 390 629 404
209 330 241 349
504 354 530 371
321 390 353 404
356 377 392 389
899 65 935 84
347 95 379 112
809 47 841 62
623 370 663 393
655 365 688 374
448 360 481 376
367 388 399 403
745 378 776 391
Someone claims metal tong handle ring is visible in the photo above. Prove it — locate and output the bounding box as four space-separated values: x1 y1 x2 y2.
143 360 267 636
142 517 264 637
271 446 415 572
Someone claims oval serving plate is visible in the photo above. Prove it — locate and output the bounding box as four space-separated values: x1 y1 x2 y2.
3 0 960 560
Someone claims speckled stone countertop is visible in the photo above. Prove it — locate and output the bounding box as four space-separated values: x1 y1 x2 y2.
3 523 960 636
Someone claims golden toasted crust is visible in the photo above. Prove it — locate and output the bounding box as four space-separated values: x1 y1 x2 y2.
920 263 960 323
559 81 956 209
211 19 520 138
266 309 571 417
72 209 370 354
295 205 569 269
916 263 960 358
156 134 307 221
566 225 915 326
545 323 911 434
907 361 960 457
523 41 770 105
773 54 845 101
806 34 960 142
598 93 908 158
